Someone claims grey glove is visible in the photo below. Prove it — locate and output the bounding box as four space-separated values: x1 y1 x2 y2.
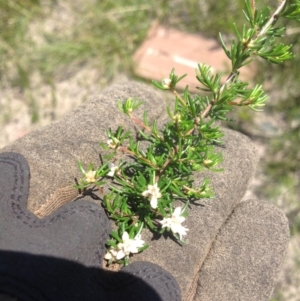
0 82 289 301
0 151 181 301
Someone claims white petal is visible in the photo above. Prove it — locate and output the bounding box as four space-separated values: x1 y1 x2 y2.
157 192 162 198
128 246 139 254
136 241 145 249
150 197 158 209
122 231 130 242
173 224 189 239
104 252 112 260
134 236 145 248
173 207 183 217
116 250 126 260
142 190 150 197
178 216 186 223
159 217 172 228
108 162 115 169
107 171 114 177
172 215 185 224
147 184 154 191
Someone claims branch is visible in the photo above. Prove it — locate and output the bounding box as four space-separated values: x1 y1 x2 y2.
258 0 288 37
199 0 288 119
171 88 186 106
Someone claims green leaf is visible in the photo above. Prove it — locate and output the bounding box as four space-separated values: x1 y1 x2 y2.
280 3 300 21
77 160 86 174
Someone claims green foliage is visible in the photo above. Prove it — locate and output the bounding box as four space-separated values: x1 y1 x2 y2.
0 0 42 83
0 0 250 91
0 0 41 42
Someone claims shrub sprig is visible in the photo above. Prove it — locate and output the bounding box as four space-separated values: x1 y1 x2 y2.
76 0 300 266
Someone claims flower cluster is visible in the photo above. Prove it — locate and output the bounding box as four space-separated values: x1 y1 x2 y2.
104 232 145 262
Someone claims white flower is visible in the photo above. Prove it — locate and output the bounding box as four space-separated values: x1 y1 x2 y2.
107 138 119 149
107 162 118 177
85 170 97 183
161 78 172 89
116 232 145 259
104 247 118 261
142 183 162 209
159 207 189 240
104 232 145 261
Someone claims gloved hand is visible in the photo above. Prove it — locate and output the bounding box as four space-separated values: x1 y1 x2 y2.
0 151 181 301
0 82 289 301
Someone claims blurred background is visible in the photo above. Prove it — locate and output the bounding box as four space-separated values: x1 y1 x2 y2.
0 0 299 300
